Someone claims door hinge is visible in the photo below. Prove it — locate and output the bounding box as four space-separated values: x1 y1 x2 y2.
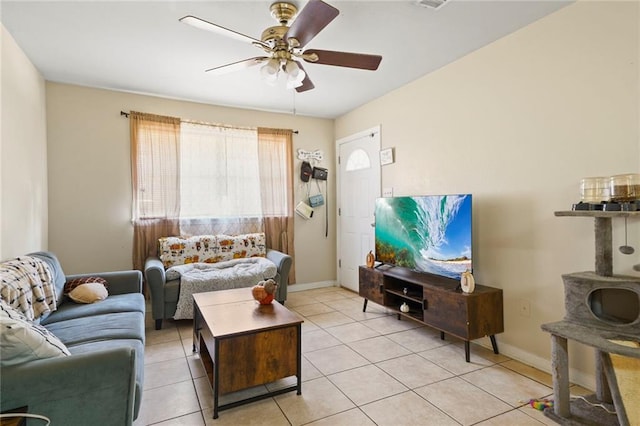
339 259 341 268
338 208 341 216
338 156 341 165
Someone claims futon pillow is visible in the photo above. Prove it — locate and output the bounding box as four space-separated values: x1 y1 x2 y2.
68 282 108 304
0 300 70 366
64 276 108 294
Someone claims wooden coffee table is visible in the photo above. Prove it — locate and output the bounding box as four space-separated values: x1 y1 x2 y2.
192 288 303 419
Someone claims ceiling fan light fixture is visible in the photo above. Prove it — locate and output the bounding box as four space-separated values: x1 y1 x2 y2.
260 58 280 79
285 60 305 89
286 72 306 89
285 60 301 79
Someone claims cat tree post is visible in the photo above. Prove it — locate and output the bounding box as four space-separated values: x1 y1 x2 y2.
594 217 612 277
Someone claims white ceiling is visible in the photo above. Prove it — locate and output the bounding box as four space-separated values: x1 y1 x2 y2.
1 0 571 119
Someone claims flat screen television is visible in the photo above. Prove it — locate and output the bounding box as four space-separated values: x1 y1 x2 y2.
375 194 472 280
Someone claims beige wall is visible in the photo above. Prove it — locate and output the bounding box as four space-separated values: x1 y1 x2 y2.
336 1 639 388
1 24 48 260
45 83 336 284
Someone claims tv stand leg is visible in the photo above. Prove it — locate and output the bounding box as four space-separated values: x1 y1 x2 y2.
440 331 445 341
490 335 499 354
465 341 471 362
362 299 368 312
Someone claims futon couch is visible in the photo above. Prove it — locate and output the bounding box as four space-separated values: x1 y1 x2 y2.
0 251 145 426
145 233 292 329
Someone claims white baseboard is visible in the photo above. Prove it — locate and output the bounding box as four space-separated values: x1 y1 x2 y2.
288 280 338 292
475 339 596 391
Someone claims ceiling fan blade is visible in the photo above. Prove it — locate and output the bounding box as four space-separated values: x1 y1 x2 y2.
303 49 382 70
295 62 315 93
205 57 268 75
285 0 339 49
180 15 265 46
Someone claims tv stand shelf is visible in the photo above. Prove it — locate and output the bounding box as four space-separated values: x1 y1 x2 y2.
359 266 504 362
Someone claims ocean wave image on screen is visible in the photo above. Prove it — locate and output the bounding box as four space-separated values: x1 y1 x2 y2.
375 194 472 280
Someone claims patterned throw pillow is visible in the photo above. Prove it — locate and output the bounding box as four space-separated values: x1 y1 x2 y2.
0 299 70 366
64 276 108 294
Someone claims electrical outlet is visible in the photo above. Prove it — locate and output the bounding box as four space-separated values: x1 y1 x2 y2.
519 299 531 317
383 188 393 197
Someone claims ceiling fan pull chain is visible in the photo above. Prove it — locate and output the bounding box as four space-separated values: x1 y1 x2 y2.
292 90 297 116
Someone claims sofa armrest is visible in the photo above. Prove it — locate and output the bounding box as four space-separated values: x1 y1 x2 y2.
144 257 166 292
144 256 167 319
65 270 143 295
0 348 137 425
266 249 292 302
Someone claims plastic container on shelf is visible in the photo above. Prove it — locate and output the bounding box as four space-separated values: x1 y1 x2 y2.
610 173 640 202
580 177 610 203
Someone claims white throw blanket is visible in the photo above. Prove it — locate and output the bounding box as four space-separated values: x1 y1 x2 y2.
170 257 277 320
0 256 56 321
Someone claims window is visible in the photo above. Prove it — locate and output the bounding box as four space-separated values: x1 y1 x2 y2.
131 115 291 221
129 111 295 279
345 148 371 171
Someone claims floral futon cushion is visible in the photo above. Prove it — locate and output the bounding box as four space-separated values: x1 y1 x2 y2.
158 233 267 269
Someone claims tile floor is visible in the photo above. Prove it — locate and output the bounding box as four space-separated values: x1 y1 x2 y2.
134 286 589 426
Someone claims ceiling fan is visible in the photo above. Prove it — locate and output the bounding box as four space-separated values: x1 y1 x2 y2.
180 0 382 92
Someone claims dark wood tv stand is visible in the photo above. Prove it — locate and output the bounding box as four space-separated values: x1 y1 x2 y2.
359 265 504 362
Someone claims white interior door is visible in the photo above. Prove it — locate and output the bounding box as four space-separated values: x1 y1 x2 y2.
337 127 381 292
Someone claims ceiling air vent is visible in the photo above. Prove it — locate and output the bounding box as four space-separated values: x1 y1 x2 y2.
415 0 447 10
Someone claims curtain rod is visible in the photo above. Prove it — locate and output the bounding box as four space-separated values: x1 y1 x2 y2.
120 111 298 134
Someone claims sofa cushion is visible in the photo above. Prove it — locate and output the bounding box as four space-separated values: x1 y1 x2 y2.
158 233 266 268
64 276 108 294
45 311 145 345
41 293 145 325
0 300 70 366
68 283 109 304
68 339 144 419
217 233 266 260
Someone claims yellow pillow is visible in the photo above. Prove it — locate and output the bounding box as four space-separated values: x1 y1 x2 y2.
68 282 108 304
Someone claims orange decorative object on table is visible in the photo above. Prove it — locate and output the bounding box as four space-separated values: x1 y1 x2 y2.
251 279 277 305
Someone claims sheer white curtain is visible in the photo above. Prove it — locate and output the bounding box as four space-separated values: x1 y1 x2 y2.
180 121 261 218
177 121 264 236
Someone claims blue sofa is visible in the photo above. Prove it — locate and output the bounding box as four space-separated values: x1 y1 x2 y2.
0 252 145 425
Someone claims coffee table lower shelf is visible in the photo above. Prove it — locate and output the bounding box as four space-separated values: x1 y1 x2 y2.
198 326 302 418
